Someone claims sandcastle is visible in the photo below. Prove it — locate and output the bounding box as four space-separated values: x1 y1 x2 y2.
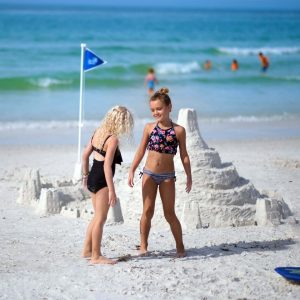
18 169 124 224
120 108 292 228
175 108 292 228
17 108 292 229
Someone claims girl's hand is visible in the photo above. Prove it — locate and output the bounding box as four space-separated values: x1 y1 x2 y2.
128 170 135 187
82 176 88 189
109 190 117 207
186 176 192 193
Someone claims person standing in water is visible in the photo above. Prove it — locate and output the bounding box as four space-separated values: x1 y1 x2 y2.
258 52 269 72
231 59 239 71
144 68 158 96
203 60 212 70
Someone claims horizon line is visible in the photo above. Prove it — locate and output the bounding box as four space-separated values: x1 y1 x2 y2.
1 3 300 12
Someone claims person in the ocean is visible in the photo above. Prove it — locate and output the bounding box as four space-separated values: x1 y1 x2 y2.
258 52 269 72
231 59 239 71
128 87 192 258
203 60 212 70
144 68 158 96
81 106 134 264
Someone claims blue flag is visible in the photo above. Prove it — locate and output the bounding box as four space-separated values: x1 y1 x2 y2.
83 48 106 72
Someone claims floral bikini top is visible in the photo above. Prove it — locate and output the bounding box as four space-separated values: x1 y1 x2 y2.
147 122 179 155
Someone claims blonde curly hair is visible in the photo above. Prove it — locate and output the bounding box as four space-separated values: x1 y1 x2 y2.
92 106 134 149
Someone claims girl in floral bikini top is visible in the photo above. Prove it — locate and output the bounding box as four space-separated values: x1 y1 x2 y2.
147 121 178 155
128 87 192 258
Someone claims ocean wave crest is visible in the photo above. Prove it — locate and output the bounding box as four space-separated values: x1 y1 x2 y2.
194 74 300 84
29 78 72 88
156 61 200 75
0 120 97 131
218 47 300 56
279 75 300 82
200 113 297 123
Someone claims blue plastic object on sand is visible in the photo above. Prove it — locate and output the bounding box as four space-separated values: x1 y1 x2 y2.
275 267 300 283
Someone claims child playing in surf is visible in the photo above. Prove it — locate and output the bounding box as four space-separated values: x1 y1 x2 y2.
231 59 239 71
259 52 269 72
128 87 192 258
81 106 134 264
144 67 158 96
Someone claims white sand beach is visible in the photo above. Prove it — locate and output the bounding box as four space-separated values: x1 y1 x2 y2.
1 2 300 299
1 127 300 299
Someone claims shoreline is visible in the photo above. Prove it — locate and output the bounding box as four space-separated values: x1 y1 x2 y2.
1 117 300 146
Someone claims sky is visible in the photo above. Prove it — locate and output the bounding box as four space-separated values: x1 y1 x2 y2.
1 0 300 10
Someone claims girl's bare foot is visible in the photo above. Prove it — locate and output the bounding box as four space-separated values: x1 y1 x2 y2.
176 251 186 258
91 256 117 265
81 251 92 259
176 244 186 258
137 248 148 256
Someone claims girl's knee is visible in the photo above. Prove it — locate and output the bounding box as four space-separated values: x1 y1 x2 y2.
143 208 155 220
94 216 107 227
164 212 177 223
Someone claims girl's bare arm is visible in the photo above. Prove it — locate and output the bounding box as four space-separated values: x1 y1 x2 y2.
82 140 93 187
128 123 151 187
103 136 119 206
177 126 192 193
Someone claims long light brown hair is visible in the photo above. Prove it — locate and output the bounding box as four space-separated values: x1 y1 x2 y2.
92 106 134 149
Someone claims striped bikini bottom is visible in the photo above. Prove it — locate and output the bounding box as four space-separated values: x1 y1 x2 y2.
139 168 176 185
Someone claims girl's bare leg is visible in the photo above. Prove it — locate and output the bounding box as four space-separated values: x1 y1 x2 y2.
139 175 158 254
90 187 116 264
159 179 185 257
81 193 97 258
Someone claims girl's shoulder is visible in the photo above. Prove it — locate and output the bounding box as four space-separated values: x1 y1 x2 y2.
146 74 155 80
106 134 119 145
143 122 156 135
172 122 185 132
172 123 186 137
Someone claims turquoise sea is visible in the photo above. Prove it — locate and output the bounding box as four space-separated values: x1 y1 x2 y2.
0 5 300 142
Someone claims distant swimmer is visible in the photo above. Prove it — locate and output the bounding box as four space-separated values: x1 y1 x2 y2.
203 60 212 70
258 52 269 72
231 59 239 71
144 67 158 96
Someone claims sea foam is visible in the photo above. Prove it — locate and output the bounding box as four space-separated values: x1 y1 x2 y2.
29 78 72 88
0 114 297 132
156 61 200 74
218 47 300 56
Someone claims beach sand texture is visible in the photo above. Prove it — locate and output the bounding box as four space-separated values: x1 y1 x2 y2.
1 111 300 299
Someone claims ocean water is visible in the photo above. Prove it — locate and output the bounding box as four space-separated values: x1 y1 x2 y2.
0 5 300 142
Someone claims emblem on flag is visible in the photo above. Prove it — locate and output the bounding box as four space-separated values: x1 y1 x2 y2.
83 48 107 72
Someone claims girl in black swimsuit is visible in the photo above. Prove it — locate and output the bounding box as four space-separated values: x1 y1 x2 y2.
87 135 123 193
81 106 133 265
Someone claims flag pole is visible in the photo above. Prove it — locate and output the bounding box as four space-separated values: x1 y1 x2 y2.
73 43 86 182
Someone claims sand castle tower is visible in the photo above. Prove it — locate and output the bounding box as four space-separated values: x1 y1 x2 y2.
18 168 125 223
175 108 291 228
17 169 42 205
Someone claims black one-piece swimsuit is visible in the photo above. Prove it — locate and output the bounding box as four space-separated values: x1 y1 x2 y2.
87 135 122 193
